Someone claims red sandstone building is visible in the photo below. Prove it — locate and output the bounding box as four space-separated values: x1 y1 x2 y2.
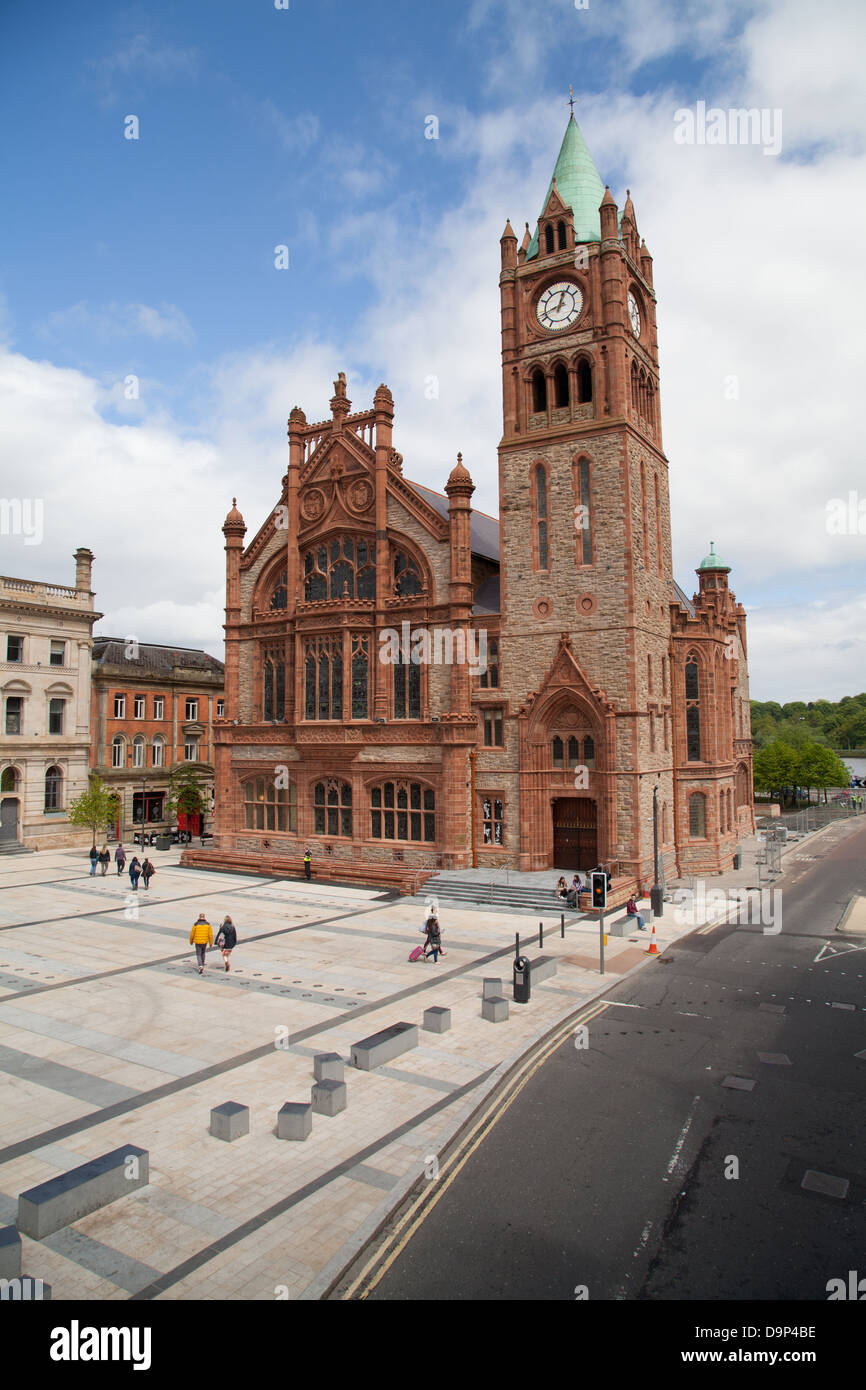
90 639 225 840
189 116 754 893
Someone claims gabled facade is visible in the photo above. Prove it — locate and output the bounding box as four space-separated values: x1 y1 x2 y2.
193 116 754 894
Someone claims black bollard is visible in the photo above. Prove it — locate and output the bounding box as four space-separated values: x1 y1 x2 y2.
515 931 520 961
561 912 565 938
539 920 544 948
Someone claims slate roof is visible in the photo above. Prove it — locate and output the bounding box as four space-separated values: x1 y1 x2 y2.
92 638 224 674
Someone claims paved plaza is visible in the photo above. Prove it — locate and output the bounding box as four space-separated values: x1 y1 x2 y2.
0 835 803 1300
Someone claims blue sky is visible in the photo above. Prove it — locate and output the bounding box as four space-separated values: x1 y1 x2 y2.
1 0 864 700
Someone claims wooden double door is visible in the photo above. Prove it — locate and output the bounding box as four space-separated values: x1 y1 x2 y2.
552 797 597 870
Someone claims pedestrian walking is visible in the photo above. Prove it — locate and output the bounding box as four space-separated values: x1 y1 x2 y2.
141 858 155 890
189 913 212 973
128 855 141 890
89 845 98 876
98 844 110 876
214 916 237 971
303 848 312 881
626 893 646 930
115 843 126 876
424 913 444 963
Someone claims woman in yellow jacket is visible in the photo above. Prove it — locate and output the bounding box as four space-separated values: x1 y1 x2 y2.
189 914 213 974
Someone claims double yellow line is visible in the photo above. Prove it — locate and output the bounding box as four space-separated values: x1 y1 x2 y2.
340 998 612 1299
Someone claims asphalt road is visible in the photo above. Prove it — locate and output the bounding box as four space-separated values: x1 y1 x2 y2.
350 816 866 1301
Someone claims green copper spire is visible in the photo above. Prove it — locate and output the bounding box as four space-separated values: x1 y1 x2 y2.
697 542 731 572
527 115 607 257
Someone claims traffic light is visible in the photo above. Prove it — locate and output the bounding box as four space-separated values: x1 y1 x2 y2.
591 870 607 910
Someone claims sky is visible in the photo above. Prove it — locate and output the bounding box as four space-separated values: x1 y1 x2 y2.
0 0 864 702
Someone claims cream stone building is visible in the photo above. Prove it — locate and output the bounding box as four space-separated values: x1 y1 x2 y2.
0 549 101 851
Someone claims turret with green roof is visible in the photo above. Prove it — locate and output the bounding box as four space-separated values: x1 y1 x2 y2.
527 114 609 257
697 542 731 573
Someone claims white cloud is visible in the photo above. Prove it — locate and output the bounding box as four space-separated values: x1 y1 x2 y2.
88 33 200 104
40 301 194 345
5 0 864 704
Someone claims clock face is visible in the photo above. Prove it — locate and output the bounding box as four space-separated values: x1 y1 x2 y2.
536 280 584 332
628 292 641 338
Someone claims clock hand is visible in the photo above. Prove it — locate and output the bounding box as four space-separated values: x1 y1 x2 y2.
555 293 565 312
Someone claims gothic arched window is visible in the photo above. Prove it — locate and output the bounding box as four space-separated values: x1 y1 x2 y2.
351 634 369 719
688 792 706 838
394 551 423 597
304 637 342 720
685 655 702 761
270 568 288 610
552 736 564 768
243 777 296 832
574 456 592 565
567 735 580 765
370 781 435 843
263 645 285 722
314 779 352 837
302 538 376 602
553 363 569 408
631 360 639 411
545 224 555 254
557 220 567 250
531 369 547 414
583 735 595 767
535 463 549 569
576 359 592 404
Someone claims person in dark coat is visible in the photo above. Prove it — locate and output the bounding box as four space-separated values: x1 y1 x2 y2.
98 844 110 876
303 848 312 881
89 845 98 876
215 916 238 971
141 858 155 889
115 843 126 876
128 856 141 890
424 914 444 963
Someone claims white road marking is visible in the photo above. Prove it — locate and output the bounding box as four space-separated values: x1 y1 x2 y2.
664 1094 702 1180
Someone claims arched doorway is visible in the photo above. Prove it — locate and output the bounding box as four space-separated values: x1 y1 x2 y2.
552 797 597 869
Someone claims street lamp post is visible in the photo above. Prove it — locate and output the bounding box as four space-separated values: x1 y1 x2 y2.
650 782 664 918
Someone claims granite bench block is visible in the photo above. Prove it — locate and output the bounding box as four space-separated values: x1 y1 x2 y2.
527 955 557 984
313 1052 344 1083
482 978 503 999
277 1102 313 1141
0 1226 21 1279
482 995 509 1023
423 1006 451 1034
311 1080 347 1116
210 1102 249 1142
350 1022 419 1071
17 1145 149 1239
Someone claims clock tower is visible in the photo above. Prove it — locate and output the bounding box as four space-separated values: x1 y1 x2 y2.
497 112 675 876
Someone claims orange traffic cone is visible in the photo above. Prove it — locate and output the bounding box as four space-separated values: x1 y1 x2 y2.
647 922 659 955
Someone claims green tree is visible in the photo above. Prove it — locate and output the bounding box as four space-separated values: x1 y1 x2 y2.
167 765 210 824
68 775 120 847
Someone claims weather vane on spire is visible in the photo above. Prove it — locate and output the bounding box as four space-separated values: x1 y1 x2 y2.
568 86 577 116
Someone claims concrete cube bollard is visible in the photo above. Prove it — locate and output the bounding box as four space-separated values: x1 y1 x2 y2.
209 1102 249 1142
277 1102 313 1141
351 1022 418 1071
482 995 509 1023
0 1226 21 1279
311 1079 347 1116
482 978 503 999
313 1052 344 1083
423 1006 451 1034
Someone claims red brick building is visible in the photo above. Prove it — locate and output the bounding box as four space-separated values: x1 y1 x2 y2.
90 639 224 841
192 116 754 892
